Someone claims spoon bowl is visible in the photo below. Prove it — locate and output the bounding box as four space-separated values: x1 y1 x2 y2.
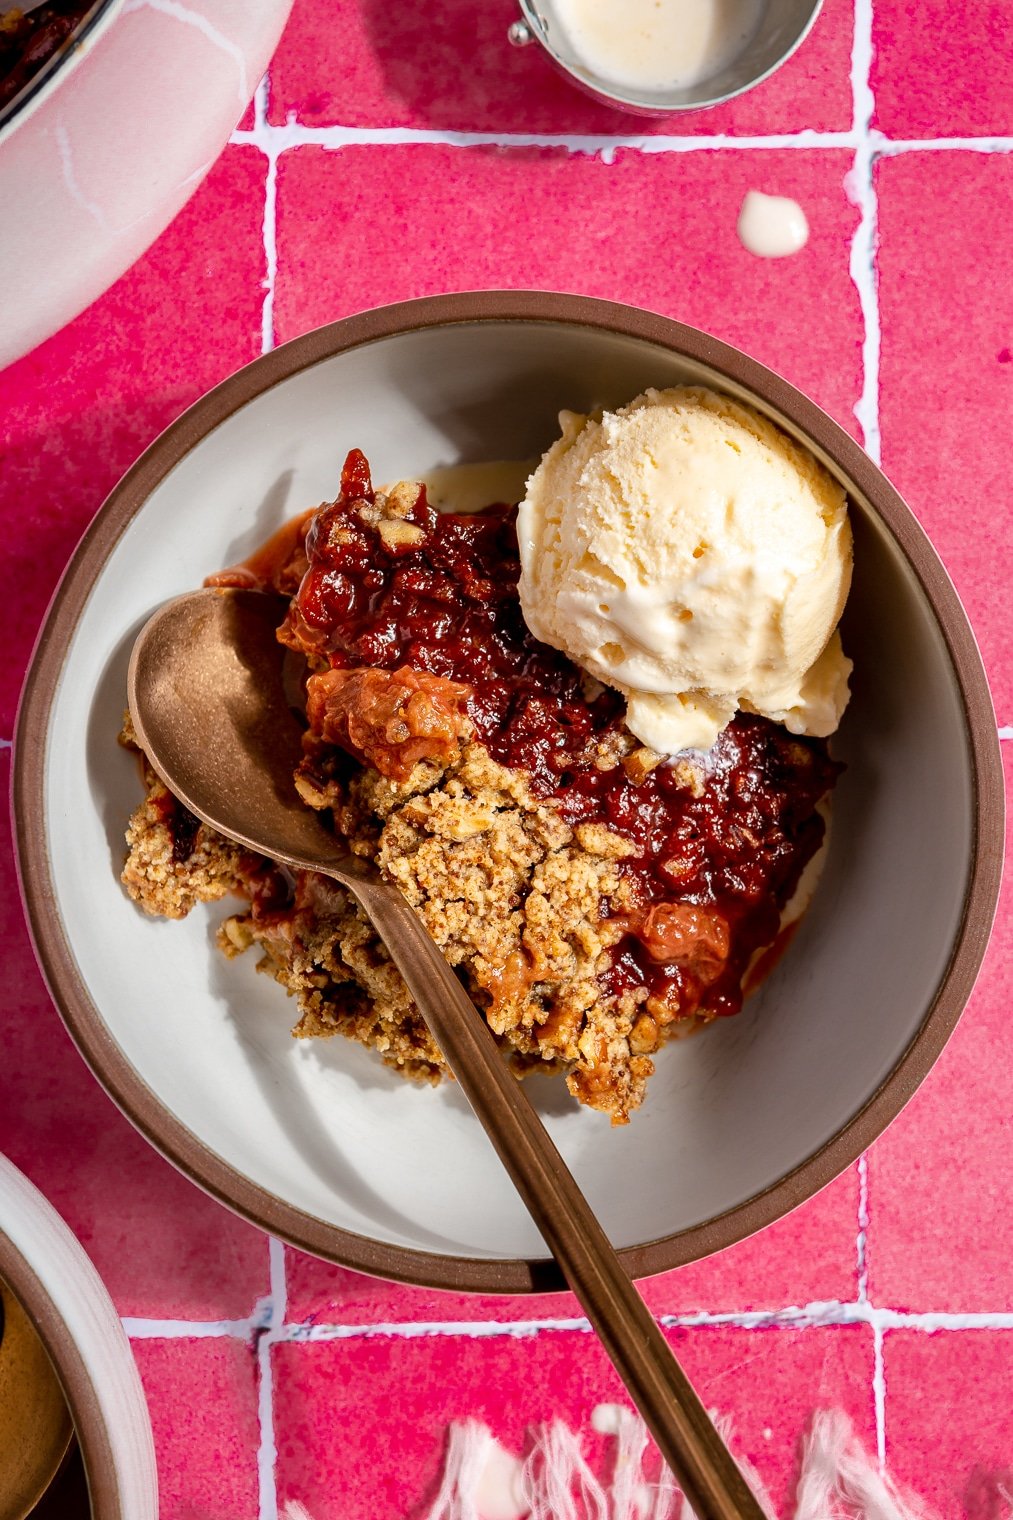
127 587 348 874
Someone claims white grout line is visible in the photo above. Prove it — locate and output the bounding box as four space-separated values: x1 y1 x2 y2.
872 1321 887 1470
122 1301 1013 1342
282 1316 590 1341
848 0 889 1469
255 1241 287 1520
663 1303 1013 1331
257 1324 279 1520
122 1315 263 1337
848 154 880 461
250 73 279 355
856 1153 870 1303
230 115 1013 161
847 0 881 464
269 1235 288 1322
230 118 859 158
874 135 1013 155
260 158 279 354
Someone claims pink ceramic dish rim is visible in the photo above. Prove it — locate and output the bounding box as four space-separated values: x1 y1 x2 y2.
11 291 1006 1294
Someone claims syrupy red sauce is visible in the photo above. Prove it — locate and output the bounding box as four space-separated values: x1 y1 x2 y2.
279 449 624 789
593 722 832 1018
272 450 840 1023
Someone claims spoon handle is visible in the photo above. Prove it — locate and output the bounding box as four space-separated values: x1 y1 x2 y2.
348 875 765 1520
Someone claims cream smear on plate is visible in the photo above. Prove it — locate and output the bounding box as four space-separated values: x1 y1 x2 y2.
552 0 764 92
737 190 810 257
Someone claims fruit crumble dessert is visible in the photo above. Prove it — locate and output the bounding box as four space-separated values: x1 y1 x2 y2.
121 415 846 1124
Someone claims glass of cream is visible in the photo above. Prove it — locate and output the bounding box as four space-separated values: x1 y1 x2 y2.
510 0 823 115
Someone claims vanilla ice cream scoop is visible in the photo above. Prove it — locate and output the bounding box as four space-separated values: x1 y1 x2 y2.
517 386 853 754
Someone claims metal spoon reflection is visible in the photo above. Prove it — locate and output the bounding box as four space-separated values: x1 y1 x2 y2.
127 586 763 1520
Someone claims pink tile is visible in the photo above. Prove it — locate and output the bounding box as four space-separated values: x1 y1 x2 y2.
132 1337 261 1520
236 91 258 133
865 747 1013 1312
268 0 853 135
284 1166 860 1325
872 0 1013 138
877 153 1013 721
274 145 862 436
0 753 272 1319
0 145 266 735
883 1331 1013 1520
274 1323 875 1520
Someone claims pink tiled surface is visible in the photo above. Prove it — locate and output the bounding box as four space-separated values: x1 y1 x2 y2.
1 1 1011 1516
273 145 862 436
865 748 1013 1312
273 1326 875 1520
0 754 271 1321
0 146 266 734
876 151 1013 721
882 1332 1013 1520
267 0 854 135
872 0 1013 139
132 1339 261 1519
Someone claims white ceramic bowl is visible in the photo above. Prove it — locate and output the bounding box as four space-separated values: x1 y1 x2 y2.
13 293 1004 1292
0 1154 157 1518
0 0 292 370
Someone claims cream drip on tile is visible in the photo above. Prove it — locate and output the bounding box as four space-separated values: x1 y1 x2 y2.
737 191 810 257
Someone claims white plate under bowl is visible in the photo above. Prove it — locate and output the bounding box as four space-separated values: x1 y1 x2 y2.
13 293 1004 1292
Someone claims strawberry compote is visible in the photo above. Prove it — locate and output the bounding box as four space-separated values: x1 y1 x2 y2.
266 450 840 1027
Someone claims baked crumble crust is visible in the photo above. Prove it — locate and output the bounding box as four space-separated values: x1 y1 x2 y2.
121 716 706 1121
118 713 258 920
230 735 697 1123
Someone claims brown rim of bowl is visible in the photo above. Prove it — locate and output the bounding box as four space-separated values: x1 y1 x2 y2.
12 291 1005 1295
0 1232 116 1519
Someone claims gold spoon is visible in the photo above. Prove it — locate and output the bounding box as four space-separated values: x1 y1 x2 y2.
128 585 764 1520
